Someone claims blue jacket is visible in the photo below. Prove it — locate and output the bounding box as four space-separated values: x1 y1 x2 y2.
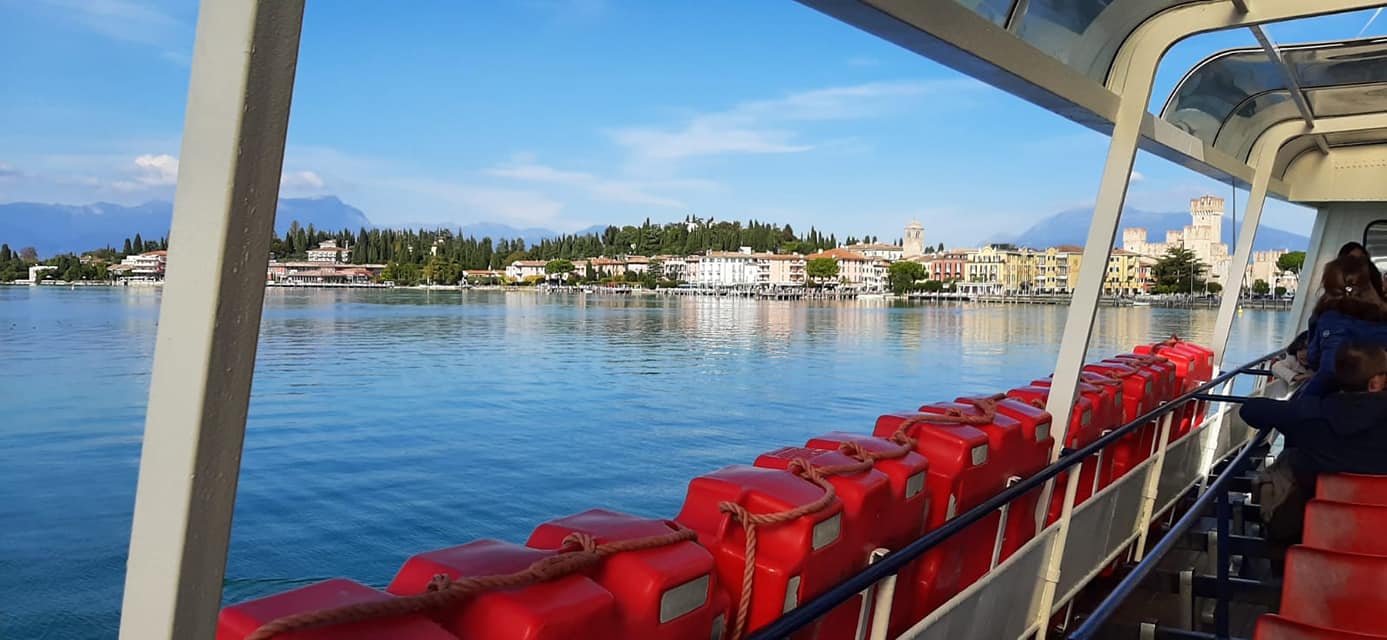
1240 392 1387 475
1303 310 1387 395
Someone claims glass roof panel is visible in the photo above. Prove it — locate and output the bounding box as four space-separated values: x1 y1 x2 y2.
954 0 1013 26
1014 0 1201 80
1160 38 1387 161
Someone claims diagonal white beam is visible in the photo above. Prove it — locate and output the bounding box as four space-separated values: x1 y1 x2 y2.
118 1 304 638
1247 25 1317 126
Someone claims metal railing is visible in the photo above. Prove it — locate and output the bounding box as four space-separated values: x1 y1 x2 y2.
747 349 1283 640
1068 423 1271 639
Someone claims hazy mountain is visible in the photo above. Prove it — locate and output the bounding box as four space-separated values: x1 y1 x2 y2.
988 207 1309 252
1 196 371 256
455 222 563 246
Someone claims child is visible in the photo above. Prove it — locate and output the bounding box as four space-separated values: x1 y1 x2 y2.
1271 331 1311 386
1240 341 1387 551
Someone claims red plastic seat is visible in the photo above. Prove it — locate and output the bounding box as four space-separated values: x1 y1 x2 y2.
1135 341 1212 436
388 540 619 639
873 412 996 625
1255 614 1387 639
803 433 932 553
1082 362 1157 479
1303 500 1387 556
1279 546 1387 635
804 433 931 639
1317 474 1387 507
921 398 1050 562
1006 385 1107 523
218 579 461 640
674 465 855 639
527 510 731 640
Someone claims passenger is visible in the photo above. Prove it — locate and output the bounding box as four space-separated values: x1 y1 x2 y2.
1337 241 1385 298
1270 331 1312 386
1302 255 1387 396
1240 341 1387 557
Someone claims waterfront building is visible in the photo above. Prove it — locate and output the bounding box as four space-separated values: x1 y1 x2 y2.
924 252 967 283
589 257 627 277
505 260 547 281
1103 250 1151 296
266 261 386 285
1033 246 1080 294
461 269 505 283
759 253 807 286
807 248 884 290
843 242 905 261
965 245 1037 295
695 248 761 287
116 250 168 281
1245 249 1298 294
27 265 58 283
623 255 651 275
655 255 689 281
306 239 350 263
1122 195 1231 283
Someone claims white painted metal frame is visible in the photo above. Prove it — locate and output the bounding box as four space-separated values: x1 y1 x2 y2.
118 1 305 639
1212 111 1387 366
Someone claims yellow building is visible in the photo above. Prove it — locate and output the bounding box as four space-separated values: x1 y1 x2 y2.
965 245 1038 294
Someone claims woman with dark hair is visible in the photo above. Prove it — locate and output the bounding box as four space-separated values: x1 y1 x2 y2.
1338 241 1385 297
1303 255 1387 395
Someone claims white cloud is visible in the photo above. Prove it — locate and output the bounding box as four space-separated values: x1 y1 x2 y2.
847 56 881 67
1130 170 1145 182
281 170 326 191
35 0 189 61
485 161 716 207
608 80 970 163
0 162 18 179
111 153 178 190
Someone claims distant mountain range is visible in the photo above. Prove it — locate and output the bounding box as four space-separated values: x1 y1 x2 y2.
0 197 608 256
0 196 370 256
989 207 1309 252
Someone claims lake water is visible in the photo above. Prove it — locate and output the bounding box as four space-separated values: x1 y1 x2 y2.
0 287 1293 638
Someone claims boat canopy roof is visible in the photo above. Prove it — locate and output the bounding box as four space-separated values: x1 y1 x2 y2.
1162 37 1387 167
801 0 1387 200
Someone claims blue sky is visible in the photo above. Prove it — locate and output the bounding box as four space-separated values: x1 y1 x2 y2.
2 1 1385 246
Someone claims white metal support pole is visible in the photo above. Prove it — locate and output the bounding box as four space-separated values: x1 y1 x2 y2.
1210 163 1275 368
118 2 304 638
1132 412 1176 561
1032 85 1148 639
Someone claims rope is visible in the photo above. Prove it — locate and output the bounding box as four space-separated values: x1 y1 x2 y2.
719 460 838 640
244 527 697 640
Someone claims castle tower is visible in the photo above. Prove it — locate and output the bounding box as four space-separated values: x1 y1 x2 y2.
1122 228 1147 254
1190 195 1224 246
904 220 925 255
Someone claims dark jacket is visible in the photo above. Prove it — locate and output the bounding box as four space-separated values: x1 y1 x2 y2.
1303 310 1387 395
1240 392 1387 475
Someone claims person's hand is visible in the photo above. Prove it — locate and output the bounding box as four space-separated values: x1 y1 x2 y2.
1292 372 1311 384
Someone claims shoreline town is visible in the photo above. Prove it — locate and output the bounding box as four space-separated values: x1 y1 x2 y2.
5 196 1300 303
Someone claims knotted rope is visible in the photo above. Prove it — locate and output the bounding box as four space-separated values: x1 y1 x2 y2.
245 527 697 640
718 460 838 640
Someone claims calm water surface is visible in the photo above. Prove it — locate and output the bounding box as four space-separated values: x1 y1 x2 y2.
0 287 1293 638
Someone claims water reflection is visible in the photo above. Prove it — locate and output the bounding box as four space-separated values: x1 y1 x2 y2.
0 287 1293 639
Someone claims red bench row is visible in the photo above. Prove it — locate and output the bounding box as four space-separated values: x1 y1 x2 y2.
1256 475 1387 639
218 340 1216 640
